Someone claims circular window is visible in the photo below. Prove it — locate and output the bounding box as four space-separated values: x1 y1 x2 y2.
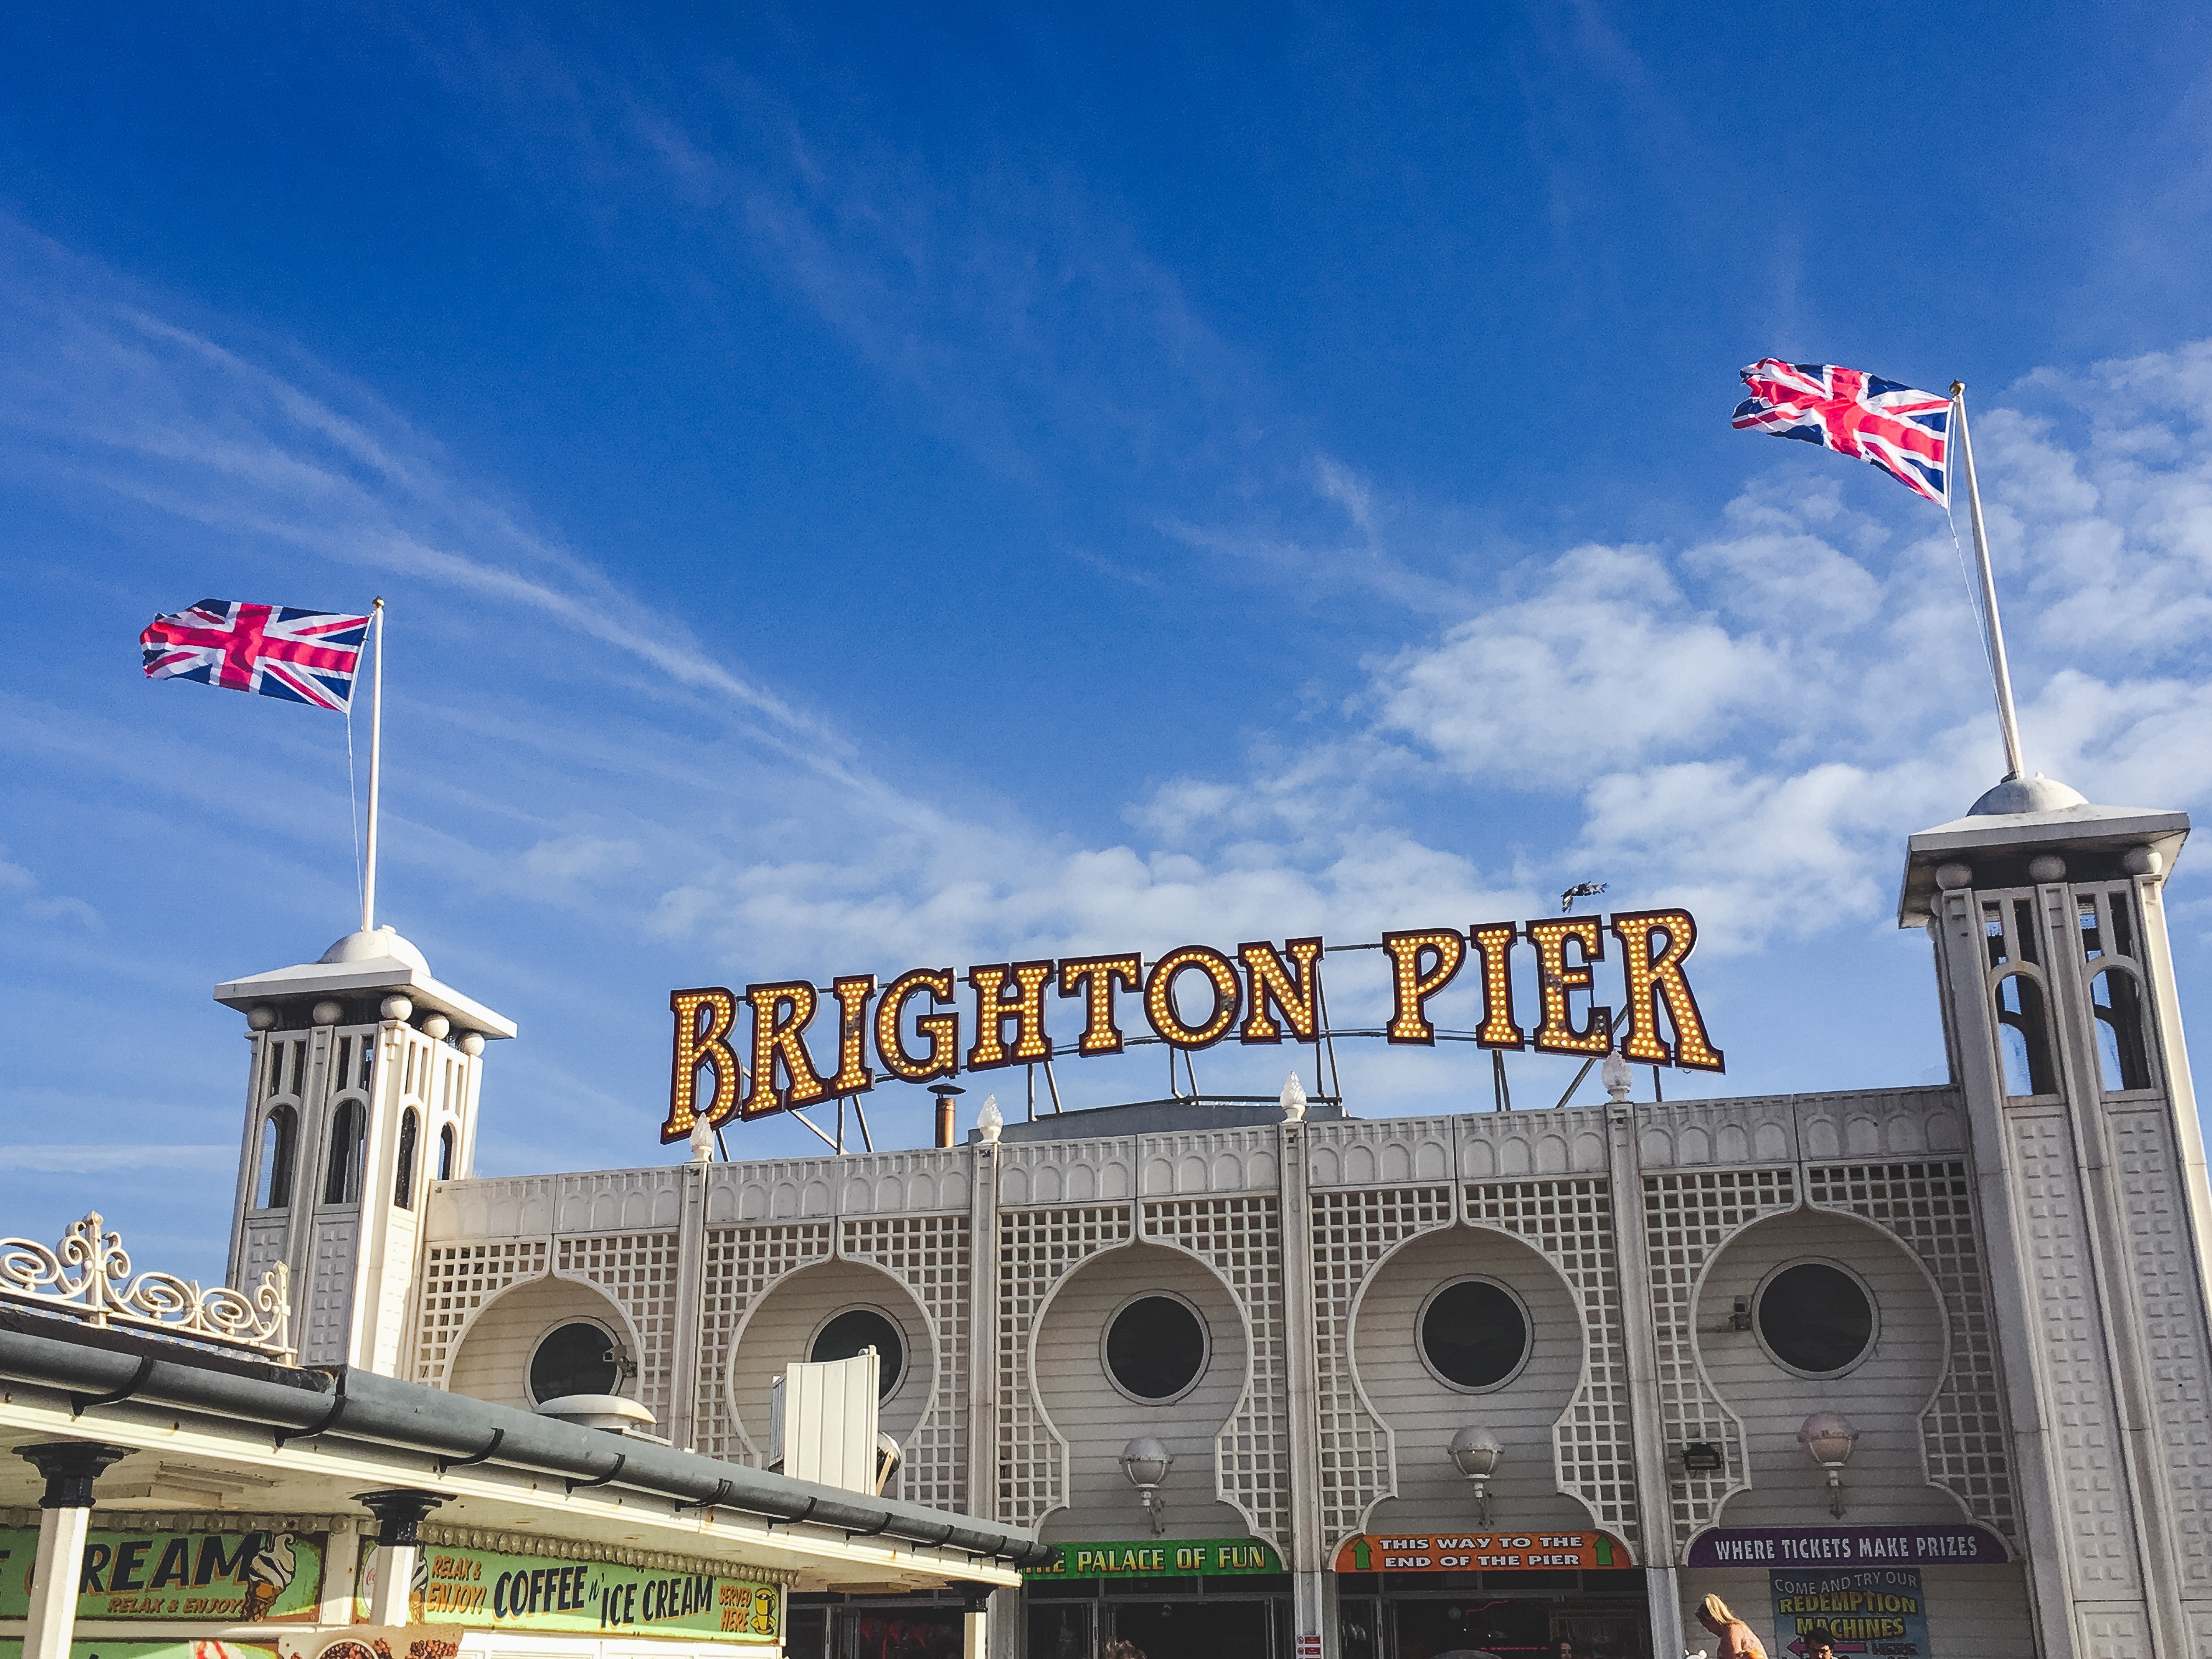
810 1307 906 1397
530 1321 622 1402
1103 1294 1209 1403
1756 1261 1877 1377
1418 1278 1531 1392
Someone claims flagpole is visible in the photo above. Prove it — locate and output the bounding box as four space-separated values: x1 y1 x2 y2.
1950 383 2028 780
361 597 385 934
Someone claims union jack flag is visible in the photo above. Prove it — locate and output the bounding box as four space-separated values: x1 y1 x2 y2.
140 600 369 712
1732 360 1951 504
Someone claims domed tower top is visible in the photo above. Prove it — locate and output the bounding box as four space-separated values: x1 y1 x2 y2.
215 926 515 1373
213 922 514 1039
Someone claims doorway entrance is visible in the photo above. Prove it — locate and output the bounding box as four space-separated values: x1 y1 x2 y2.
1338 1575 1647 1659
1025 1574 1288 1659
1111 1597 1273 1659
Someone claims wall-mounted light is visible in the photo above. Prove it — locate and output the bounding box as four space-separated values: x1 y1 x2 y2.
1120 1437 1173 1536
1729 1298 1753 1333
1681 1442 1724 1475
1798 1411 1859 1518
1448 1426 1502 1526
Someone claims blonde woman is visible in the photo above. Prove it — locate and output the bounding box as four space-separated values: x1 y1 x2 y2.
1694 1596 1768 1659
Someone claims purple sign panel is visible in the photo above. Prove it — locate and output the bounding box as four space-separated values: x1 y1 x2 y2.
1686 1524 2008 1569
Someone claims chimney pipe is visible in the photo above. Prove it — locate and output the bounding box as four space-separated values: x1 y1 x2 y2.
929 1082 964 1148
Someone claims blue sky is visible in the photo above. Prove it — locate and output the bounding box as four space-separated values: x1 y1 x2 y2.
5 4 2212 1282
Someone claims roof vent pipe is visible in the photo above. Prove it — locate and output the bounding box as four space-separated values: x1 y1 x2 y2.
533 1393 657 1435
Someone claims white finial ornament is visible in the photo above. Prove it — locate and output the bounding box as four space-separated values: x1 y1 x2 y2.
689 1113 716 1163
977 1094 1003 1143
1280 1073 1308 1122
1602 1048 1633 1103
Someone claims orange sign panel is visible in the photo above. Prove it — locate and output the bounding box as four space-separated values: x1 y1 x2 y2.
1333 1532 1632 1572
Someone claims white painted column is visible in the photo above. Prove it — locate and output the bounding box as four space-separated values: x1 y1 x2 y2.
1606 1102 1684 1659
22 1504 91 1659
318 1522 362 1626
15 1442 130 1659
1278 1118 1331 1659
670 1159 709 1450
366 1542 415 1626
355 1489 443 1628
967 1137 1002 1520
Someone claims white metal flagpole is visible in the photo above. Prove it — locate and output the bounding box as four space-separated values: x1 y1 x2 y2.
360 597 385 934
1949 383 2028 780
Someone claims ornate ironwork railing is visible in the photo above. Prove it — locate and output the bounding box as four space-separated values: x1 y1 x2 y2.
0 1212 295 1364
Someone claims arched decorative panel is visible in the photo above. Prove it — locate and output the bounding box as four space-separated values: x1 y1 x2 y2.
841 1212 972 1511
1309 1184 1455 1545
690 1221 835 1462
996 1204 1134 1529
1466 1178 1637 1550
1142 1194 1289 1548
1643 1167 1797 1553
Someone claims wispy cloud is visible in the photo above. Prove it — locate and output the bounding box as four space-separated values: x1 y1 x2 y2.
4 1146 236 1174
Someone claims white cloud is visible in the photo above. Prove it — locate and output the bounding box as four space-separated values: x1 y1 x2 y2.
524 834 644 884
5 1146 235 1173
1372 540 1787 783
0 844 101 930
10 196 2212 1114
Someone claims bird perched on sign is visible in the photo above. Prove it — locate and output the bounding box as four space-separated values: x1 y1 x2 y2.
1560 881 1607 913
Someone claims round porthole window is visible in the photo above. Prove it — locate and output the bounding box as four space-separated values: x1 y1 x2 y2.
1103 1294 1209 1403
530 1320 622 1403
1755 1260 1877 1377
1418 1278 1531 1392
810 1307 906 1397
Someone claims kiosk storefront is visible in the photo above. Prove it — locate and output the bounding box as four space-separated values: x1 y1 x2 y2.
787 1588 979 1659
1332 1534 1645 1659
1023 1540 1289 1659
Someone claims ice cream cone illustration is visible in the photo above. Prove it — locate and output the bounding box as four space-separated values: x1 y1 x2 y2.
242 1533 297 1620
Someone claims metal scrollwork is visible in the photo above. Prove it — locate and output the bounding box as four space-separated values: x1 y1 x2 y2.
0 1212 295 1363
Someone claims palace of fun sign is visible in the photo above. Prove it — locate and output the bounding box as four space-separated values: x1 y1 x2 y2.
662 910 1724 1140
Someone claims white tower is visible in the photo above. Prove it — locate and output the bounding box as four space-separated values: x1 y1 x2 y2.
216 924 516 1374
1905 776 2212 1657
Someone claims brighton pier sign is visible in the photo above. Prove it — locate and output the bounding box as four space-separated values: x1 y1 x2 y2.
661 909 1724 1141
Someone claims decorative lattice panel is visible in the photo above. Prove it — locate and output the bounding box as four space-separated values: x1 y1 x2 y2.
1143 1195 1290 1548
303 1218 359 1367
556 1231 681 1426
842 1213 972 1512
693 1222 834 1461
1310 1185 1455 1544
1806 1160 2019 1546
997 1205 1133 1528
2108 1111 2212 1592
1468 1179 1637 1549
413 1239 550 1387
1644 1167 1796 1550
2010 1112 2142 1592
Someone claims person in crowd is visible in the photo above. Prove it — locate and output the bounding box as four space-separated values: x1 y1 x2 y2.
1694 1595 1769 1659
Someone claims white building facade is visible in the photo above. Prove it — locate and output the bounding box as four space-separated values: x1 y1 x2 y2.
218 792 2212 1659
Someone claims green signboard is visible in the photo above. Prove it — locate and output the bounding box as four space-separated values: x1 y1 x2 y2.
1023 1539 1283 1580
363 1541 781 1643
0 1528 325 1623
